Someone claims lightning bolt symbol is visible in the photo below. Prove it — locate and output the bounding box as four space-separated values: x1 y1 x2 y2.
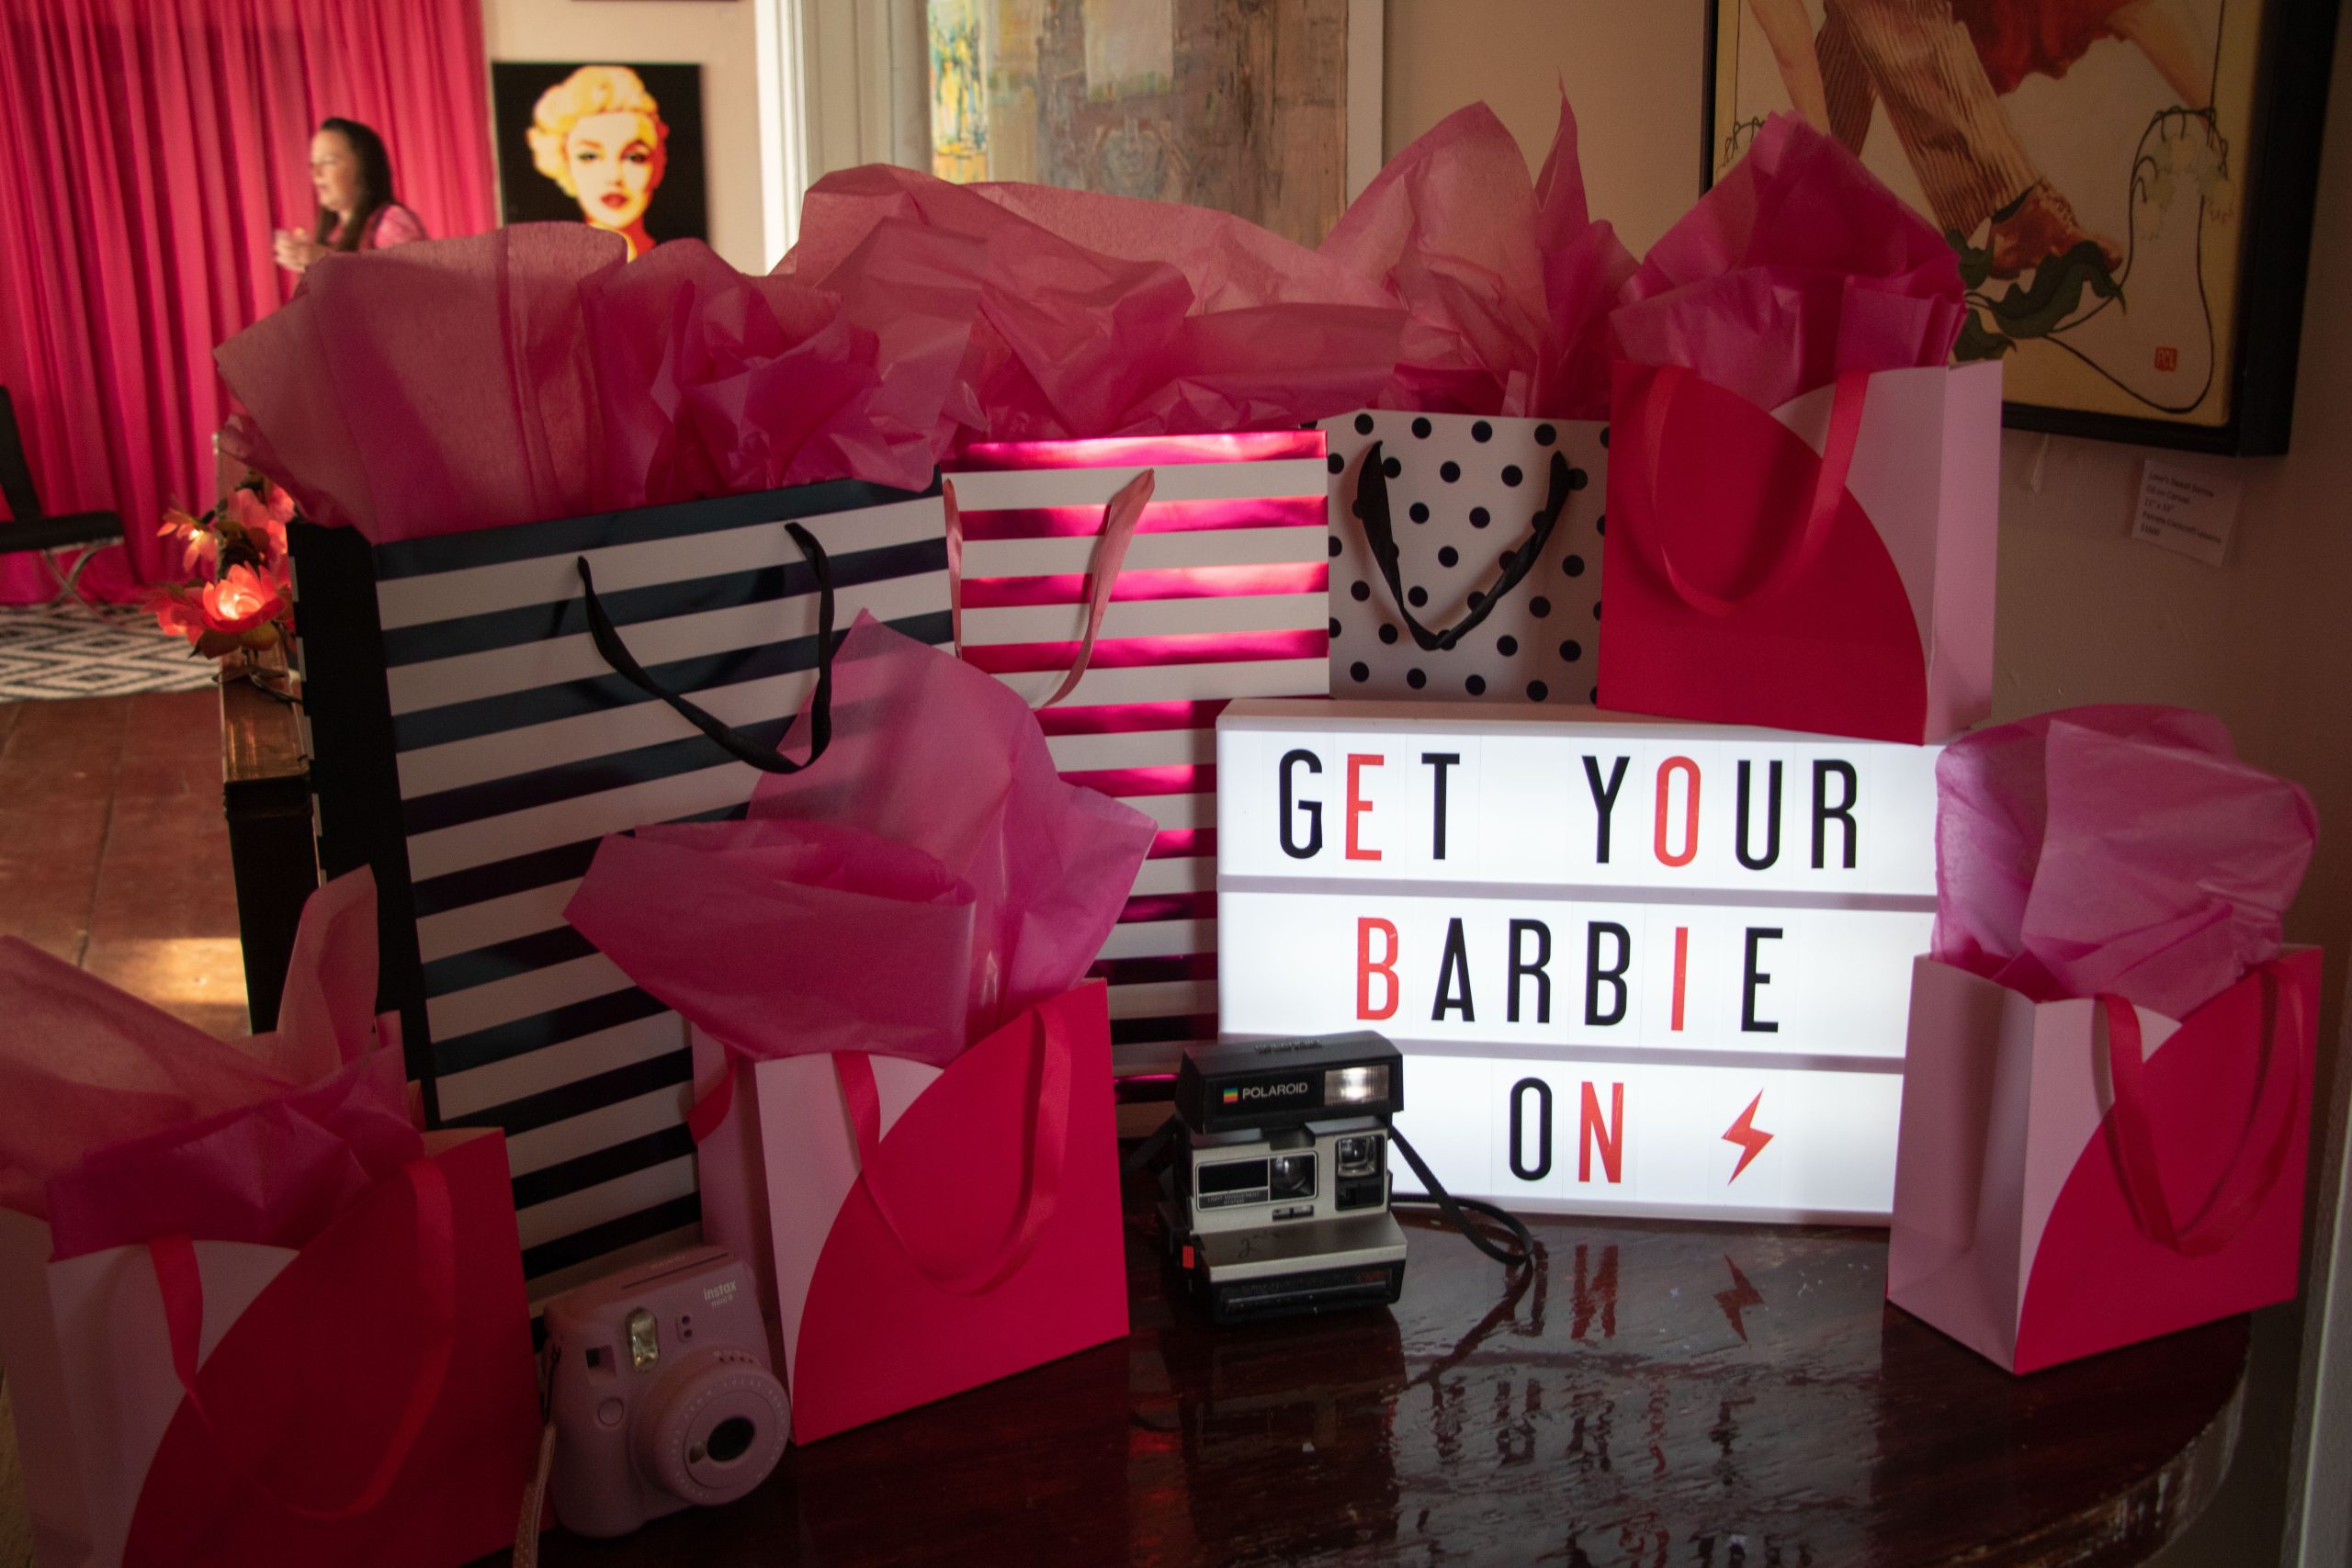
1722 1091 1772 1183
1715 1255 1764 1342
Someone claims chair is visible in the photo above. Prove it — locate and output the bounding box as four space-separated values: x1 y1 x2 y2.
0 386 124 607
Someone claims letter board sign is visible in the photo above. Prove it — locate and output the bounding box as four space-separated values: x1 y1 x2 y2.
1216 701 1939 1224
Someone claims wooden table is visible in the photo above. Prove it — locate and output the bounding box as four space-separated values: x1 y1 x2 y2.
532 1176 2246 1567
218 649 313 1031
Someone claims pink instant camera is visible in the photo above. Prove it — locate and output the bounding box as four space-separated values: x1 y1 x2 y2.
543 1246 791 1538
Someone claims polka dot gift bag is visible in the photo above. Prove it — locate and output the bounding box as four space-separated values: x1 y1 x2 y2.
1320 411 1606 705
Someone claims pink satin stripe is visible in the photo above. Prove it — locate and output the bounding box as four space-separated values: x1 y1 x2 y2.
1148 829 1215 860
1035 699 1231 738
952 432 1325 470
960 561 1329 610
1089 953 1220 985
953 495 1327 541
1122 890 1218 924
1062 763 1213 799
963 628 1327 675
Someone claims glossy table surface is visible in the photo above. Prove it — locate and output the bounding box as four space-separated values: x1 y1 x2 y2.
533 1177 2246 1568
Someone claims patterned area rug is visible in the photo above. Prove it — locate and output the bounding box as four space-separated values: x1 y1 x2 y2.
0 601 218 701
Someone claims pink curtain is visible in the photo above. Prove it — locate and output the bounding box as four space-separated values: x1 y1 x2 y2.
0 0 495 603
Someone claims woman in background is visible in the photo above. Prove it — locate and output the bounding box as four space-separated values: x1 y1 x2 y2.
272 118 425 272
526 65 669 259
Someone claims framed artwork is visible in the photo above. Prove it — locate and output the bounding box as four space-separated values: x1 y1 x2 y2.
492 62 710 259
922 0 1382 248
1704 0 2335 454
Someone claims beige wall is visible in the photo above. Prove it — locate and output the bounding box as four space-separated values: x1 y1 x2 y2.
478 0 766 271
1384 4 2350 1562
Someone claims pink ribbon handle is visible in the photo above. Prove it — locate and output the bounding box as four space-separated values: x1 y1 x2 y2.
946 468 1157 708
830 1006 1072 1297
2096 960 2308 1258
1633 366 1869 617
146 1156 458 1522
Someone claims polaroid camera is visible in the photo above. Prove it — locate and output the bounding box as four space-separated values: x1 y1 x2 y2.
1159 1033 1408 1325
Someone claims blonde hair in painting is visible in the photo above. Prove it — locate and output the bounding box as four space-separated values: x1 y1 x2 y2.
526 64 668 196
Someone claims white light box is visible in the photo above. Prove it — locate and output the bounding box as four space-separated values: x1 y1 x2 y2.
1216 700 1941 1224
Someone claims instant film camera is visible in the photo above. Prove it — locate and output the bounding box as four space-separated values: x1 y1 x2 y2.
544 1247 791 1539
1160 1032 1408 1325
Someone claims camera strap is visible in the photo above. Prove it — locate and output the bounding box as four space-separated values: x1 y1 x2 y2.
1386 1127 1540 1272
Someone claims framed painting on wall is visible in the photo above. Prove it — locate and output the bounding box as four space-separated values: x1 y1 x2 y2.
1704 0 2336 455
922 0 1383 248
492 62 710 259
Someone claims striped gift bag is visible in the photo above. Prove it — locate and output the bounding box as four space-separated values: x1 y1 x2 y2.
945 434 1330 1057
288 479 951 1301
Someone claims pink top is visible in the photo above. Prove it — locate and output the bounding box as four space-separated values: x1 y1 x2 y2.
333 203 427 252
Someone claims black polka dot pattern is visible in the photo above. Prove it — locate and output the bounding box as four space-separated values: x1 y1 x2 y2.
1325 411 1605 705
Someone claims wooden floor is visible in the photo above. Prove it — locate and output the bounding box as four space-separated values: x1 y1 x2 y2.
0 690 248 1037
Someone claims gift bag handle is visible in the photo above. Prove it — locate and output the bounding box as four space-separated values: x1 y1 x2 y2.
830 1003 1074 1296
1354 444 1575 653
944 469 1156 708
1626 366 1869 617
146 1156 457 1521
574 519 835 774
2097 961 2307 1258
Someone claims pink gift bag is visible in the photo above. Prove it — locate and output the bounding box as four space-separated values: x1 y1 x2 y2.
945 433 1332 1051
0 1130 541 1567
1888 951 2319 1373
689 983 1127 1441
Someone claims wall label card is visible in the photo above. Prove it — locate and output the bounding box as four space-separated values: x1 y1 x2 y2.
2132 459 2242 567
1216 701 1940 1223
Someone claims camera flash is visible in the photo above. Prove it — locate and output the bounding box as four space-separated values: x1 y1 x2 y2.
1326 1065 1388 1105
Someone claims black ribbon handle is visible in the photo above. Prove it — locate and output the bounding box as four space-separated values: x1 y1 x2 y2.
574 520 835 775
1355 443 1576 653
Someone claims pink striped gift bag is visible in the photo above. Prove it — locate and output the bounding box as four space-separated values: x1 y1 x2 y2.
945 434 1331 1053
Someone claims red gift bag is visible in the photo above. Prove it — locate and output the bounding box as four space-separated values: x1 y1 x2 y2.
0 1131 541 1568
1598 356 2000 746
692 982 1128 1441
1889 951 2319 1372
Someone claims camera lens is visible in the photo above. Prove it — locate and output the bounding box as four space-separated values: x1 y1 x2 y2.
633 1346 791 1507
706 1416 756 1464
1270 1153 1316 1200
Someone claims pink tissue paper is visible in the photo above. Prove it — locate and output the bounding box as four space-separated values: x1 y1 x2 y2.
0 870 420 1257
216 225 983 543
1318 97 1638 419
1931 705 2318 1019
1609 113 1966 411
782 164 1405 444
568 613 1156 1066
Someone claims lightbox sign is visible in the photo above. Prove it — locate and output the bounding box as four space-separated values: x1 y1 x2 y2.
1216 701 1940 1224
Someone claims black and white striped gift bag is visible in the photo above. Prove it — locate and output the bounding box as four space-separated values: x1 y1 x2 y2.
289 479 950 1299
